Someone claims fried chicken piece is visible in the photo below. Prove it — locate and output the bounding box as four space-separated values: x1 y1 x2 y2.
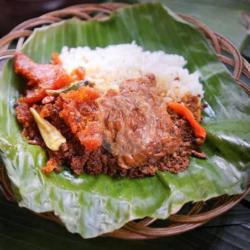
14 51 71 90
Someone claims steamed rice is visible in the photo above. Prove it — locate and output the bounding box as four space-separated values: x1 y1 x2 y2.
59 42 203 101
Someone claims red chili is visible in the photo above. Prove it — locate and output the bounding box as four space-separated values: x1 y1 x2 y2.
168 102 206 139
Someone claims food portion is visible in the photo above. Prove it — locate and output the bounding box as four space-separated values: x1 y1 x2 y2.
14 43 206 177
98 74 179 170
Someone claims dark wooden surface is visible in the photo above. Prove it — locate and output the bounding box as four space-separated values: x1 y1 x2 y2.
0 0 96 37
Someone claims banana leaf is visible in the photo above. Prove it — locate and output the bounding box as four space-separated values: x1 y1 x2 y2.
1 192 250 250
0 3 249 238
139 0 250 56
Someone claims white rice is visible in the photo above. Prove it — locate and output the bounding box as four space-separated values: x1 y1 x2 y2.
59 42 203 101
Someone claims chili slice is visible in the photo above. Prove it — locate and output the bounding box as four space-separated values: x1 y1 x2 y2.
168 102 206 139
42 158 58 174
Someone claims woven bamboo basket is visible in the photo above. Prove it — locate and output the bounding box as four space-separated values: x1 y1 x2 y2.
0 3 250 240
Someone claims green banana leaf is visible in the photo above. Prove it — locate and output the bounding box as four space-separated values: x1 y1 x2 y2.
1 192 250 250
0 3 249 238
138 0 250 55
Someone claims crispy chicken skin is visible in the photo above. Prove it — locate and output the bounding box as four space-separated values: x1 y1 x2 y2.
14 51 71 90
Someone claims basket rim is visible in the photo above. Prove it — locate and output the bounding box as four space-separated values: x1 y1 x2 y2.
0 2 249 240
